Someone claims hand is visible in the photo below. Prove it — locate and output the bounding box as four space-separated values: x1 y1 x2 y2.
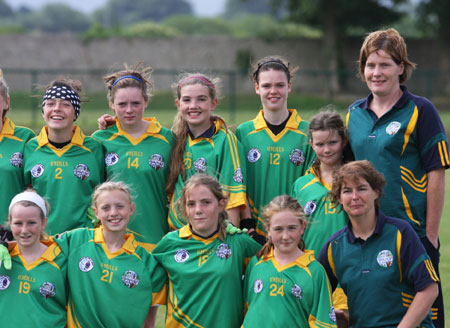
0 243 11 270
426 234 439 249
97 114 116 130
335 309 349 328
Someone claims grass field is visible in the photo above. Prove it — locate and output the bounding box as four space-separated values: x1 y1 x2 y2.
7 91 450 327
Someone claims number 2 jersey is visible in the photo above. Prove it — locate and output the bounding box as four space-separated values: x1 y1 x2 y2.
92 117 173 250
236 109 315 235
24 126 105 235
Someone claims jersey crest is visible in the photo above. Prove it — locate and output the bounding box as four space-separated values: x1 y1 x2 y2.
289 149 305 166
105 152 119 166
253 279 263 294
0 275 11 290
247 148 261 163
193 158 207 173
79 256 94 272
233 168 243 183
31 164 45 178
291 283 302 299
329 306 337 322
386 121 401 136
216 243 232 259
376 250 393 268
73 164 90 180
148 154 165 170
304 200 317 215
39 282 56 298
122 270 140 288
174 249 190 263
10 152 23 168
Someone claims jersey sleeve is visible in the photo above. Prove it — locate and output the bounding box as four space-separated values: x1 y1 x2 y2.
415 97 450 171
309 261 337 328
149 256 168 305
317 241 338 291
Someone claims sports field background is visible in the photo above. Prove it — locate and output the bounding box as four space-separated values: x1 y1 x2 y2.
7 91 449 327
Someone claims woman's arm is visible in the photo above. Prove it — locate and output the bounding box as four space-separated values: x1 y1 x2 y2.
425 168 445 248
397 283 438 328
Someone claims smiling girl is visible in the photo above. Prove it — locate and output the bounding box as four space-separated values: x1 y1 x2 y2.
236 56 315 240
24 79 104 235
0 190 68 327
242 195 336 328
166 73 247 229
153 173 261 327
93 65 173 251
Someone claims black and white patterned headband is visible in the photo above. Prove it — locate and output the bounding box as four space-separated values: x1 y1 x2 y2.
42 83 81 118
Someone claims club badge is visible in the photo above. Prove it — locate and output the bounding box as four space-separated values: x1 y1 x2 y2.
216 243 232 259
329 306 337 322
253 279 263 294
233 168 243 183
73 164 90 180
193 158 207 173
247 148 261 163
174 249 190 263
39 282 56 298
386 121 401 136
291 284 302 299
122 270 140 288
377 250 393 268
79 257 94 272
105 152 119 166
31 164 45 178
304 200 317 215
0 276 11 290
289 149 305 166
149 154 165 170
10 152 23 168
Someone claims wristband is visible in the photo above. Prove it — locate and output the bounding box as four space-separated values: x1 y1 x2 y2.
240 218 256 230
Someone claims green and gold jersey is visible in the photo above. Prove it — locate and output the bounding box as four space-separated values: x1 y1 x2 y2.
152 225 261 328
0 118 35 221
24 126 105 235
168 119 247 229
92 118 173 251
236 110 315 235
55 227 165 328
291 169 347 255
0 239 68 327
243 249 336 328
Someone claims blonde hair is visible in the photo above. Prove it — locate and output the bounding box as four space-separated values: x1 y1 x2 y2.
104 63 153 103
257 195 306 259
176 174 228 241
0 68 10 120
8 189 50 241
358 28 416 84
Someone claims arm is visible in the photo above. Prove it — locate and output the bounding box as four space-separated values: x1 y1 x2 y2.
97 114 116 129
425 168 445 248
226 207 240 227
143 305 158 328
397 283 438 328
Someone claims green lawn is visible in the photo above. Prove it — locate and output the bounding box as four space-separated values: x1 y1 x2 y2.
7 91 450 327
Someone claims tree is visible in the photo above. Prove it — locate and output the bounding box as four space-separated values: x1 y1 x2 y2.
224 0 276 18
0 0 13 18
94 0 193 26
273 0 407 92
21 4 92 33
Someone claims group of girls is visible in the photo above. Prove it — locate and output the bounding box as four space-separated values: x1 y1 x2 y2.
0 26 448 328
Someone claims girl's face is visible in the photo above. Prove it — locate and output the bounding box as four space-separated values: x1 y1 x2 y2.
364 49 404 97
10 204 46 250
185 185 225 237
310 129 346 167
42 98 76 131
267 210 305 256
94 189 134 234
110 87 148 129
339 177 379 219
254 69 291 113
176 84 217 133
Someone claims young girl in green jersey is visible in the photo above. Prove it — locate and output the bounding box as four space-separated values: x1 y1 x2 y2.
55 181 165 328
166 73 247 229
236 56 315 241
93 65 173 251
152 173 261 328
0 190 68 327
23 78 104 235
0 69 35 222
242 195 336 328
